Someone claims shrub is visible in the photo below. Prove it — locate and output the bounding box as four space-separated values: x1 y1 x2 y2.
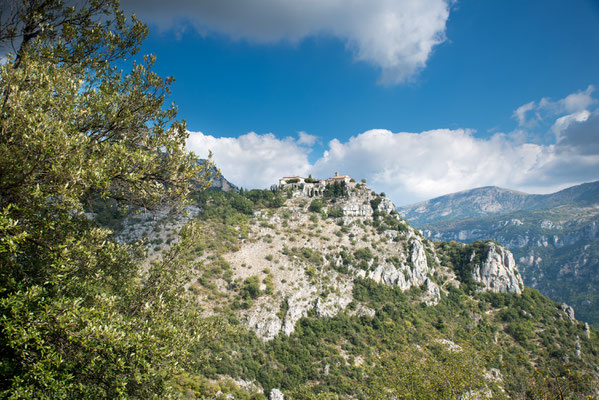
309 199 324 213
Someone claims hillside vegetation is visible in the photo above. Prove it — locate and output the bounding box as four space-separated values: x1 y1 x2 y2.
399 183 599 328
1 2 598 399
107 184 599 399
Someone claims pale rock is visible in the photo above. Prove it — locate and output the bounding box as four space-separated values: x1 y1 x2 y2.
282 292 314 336
269 388 285 400
214 391 234 400
340 201 374 218
245 310 282 341
585 322 591 339
423 278 441 306
560 303 576 323
377 197 395 214
484 368 503 384
460 389 493 399
436 338 461 352
314 291 353 319
351 304 376 318
471 242 523 294
368 238 434 293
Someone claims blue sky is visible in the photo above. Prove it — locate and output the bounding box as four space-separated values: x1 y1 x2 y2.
121 0 599 205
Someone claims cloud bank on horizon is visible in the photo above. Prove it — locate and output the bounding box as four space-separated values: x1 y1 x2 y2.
120 0 450 84
187 86 599 206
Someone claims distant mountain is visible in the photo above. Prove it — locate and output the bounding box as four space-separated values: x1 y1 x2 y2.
197 159 239 192
398 181 599 327
397 181 599 226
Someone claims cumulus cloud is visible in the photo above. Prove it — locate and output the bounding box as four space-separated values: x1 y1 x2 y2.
186 127 598 205
186 86 599 205
120 0 451 84
187 131 312 190
514 85 595 128
552 110 590 137
555 110 599 155
513 101 536 127
560 85 595 113
297 131 319 146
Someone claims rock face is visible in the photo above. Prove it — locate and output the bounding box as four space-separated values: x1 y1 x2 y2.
400 181 599 328
471 243 523 294
192 177 533 341
368 237 440 305
561 303 576 322
197 159 239 192
269 388 285 400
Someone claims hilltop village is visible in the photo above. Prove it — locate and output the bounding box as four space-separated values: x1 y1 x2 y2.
279 172 353 197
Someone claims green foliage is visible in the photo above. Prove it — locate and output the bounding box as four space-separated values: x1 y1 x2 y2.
327 207 344 218
435 241 489 291
244 189 285 209
309 199 325 213
304 175 317 184
0 1 220 397
241 276 262 300
323 181 348 199
363 345 494 400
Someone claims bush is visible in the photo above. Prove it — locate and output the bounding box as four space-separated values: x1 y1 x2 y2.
241 276 261 299
309 199 325 213
327 208 344 218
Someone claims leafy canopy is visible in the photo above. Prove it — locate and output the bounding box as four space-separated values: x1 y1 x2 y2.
0 0 215 397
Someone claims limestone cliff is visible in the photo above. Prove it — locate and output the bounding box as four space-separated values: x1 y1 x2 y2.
471 242 523 294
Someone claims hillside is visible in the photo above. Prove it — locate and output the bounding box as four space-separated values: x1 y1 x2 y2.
397 181 599 226
112 176 599 399
398 182 599 329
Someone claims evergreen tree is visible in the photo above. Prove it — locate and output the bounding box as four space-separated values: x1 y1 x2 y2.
0 1 216 397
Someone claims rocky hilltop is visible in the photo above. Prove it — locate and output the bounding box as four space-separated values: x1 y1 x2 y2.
184 176 525 340
111 174 598 399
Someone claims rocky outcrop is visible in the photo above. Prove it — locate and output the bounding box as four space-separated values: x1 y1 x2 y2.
368 238 440 305
269 388 285 400
472 243 523 294
340 200 375 218
246 310 282 341
561 303 576 322
197 159 239 192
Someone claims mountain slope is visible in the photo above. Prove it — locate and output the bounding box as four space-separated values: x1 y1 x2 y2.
398 181 599 226
399 181 599 328
114 177 599 399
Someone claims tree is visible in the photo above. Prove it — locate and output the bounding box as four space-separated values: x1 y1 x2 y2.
0 1 216 397
362 344 502 400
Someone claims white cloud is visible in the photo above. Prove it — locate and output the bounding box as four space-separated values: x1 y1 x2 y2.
513 101 536 127
561 85 595 113
186 126 599 206
514 85 596 128
187 131 312 190
121 0 451 84
552 110 590 137
185 86 599 205
309 129 557 203
297 131 319 146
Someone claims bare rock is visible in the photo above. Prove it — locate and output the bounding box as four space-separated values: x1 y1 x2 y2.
472 242 523 294
269 388 285 400
560 303 576 322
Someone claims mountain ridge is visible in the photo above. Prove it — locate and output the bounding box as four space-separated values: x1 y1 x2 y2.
398 180 599 226
398 181 599 328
